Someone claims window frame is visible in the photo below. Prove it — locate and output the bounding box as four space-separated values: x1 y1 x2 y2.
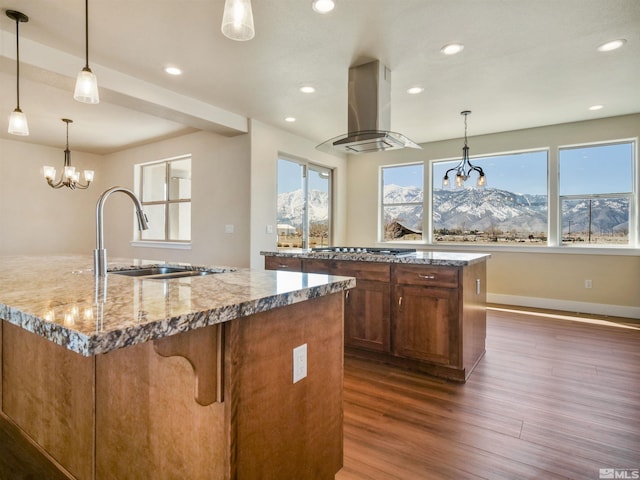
277 155 333 250
377 138 638 253
379 162 424 243
136 154 192 245
557 139 637 248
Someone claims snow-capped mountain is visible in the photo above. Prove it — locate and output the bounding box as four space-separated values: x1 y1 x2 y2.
277 189 329 228
278 185 629 235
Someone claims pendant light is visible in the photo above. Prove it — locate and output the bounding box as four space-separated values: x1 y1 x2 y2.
43 119 94 190
443 111 486 188
74 0 99 103
6 10 29 136
221 0 255 41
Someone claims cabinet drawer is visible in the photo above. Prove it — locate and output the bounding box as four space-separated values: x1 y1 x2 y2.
264 256 302 272
303 259 390 282
393 264 459 288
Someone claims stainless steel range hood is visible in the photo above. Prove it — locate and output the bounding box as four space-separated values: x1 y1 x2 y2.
316 60 421 155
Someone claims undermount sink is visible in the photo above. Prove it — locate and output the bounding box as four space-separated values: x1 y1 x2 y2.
110 265 225 280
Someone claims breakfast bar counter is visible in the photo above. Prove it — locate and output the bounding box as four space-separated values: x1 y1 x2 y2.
0 255 355 480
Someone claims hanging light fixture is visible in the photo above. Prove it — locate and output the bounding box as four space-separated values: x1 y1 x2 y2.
221 0 255 41
43 119 94 190
6 10 29 136
443 111 486 188
74 0 99 103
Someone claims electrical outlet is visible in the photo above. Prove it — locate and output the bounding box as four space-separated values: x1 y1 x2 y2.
585 279 593 289
293 344 307 383
266 224 274 234
224 224 234 234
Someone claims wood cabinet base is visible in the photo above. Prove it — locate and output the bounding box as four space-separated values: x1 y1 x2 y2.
1 293 344 480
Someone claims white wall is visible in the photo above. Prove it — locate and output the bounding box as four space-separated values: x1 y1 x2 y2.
100 130 251 267
0 138 101 255
249 120 348 269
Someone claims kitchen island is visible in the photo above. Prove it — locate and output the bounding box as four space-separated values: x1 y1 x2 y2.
0 255 355 480
262 249 490 382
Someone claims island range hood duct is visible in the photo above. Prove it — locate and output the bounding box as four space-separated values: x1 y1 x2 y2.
316 60 421 155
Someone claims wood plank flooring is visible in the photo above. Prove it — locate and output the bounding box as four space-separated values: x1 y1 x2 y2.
1 306 638 479
337 307 640 480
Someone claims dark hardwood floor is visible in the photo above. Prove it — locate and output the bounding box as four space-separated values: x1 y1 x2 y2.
337 307 640 480
1 306 638 479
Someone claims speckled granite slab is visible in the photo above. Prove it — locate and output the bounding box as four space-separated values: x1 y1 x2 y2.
261 249 490 266
0 255 355 356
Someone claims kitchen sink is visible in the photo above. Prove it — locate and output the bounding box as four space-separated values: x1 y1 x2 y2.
110 265 227 280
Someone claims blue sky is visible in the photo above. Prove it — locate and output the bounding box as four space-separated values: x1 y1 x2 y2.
279 142 633 196
278 159 329 193
393 143 633 196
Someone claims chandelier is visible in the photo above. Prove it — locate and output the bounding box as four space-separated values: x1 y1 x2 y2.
443 110 486 188
43 119 94 190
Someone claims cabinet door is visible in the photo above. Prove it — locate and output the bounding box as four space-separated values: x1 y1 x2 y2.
345 280 390 352
392 284 459 366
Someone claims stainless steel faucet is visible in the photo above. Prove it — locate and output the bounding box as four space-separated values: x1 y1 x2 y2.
94 186 149 277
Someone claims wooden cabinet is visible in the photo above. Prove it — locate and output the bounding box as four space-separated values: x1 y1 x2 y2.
264 255 486 381
392 265 460 366
302 260 391 352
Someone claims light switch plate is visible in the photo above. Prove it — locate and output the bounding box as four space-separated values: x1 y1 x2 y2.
224 224 234 234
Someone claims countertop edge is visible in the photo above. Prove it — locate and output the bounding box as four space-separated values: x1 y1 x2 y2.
260 250 491 266
1 273 355 357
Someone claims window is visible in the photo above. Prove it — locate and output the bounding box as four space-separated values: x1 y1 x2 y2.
559 141 634 246
432 151 548 245
139 155 191 242
381 163 423 241
277 157 332 249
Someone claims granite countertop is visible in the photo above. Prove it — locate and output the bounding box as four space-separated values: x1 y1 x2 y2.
0 255 355 357
261 249 490 266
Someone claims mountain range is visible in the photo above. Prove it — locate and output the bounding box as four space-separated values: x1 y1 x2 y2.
277 185 629 235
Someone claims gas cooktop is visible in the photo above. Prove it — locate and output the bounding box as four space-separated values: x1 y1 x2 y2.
310 247 416 256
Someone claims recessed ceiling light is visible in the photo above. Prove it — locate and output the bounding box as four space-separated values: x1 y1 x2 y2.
164 66 182 76
441 43 464 55
407 86 424 95
597 39 626 52
588 105 604 111
312 0 335 14
285 117 296 122
300 85 316 93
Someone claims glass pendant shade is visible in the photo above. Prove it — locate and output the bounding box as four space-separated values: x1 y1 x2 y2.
43 166 56 180
221 0 255 41
8 108 29 135
74 67 99 104
84 170 95 182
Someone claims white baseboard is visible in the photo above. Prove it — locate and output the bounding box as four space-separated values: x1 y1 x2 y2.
487 293 640 320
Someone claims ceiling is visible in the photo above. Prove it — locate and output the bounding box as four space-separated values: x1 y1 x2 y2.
0 0 639 155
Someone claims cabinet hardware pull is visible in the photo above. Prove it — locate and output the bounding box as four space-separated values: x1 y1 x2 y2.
278 264 289 268
345 290 350 300
398 296 403 306
418 274 436 280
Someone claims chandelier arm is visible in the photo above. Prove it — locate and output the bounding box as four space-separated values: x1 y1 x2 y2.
74 181 91 190
47 178 67 189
